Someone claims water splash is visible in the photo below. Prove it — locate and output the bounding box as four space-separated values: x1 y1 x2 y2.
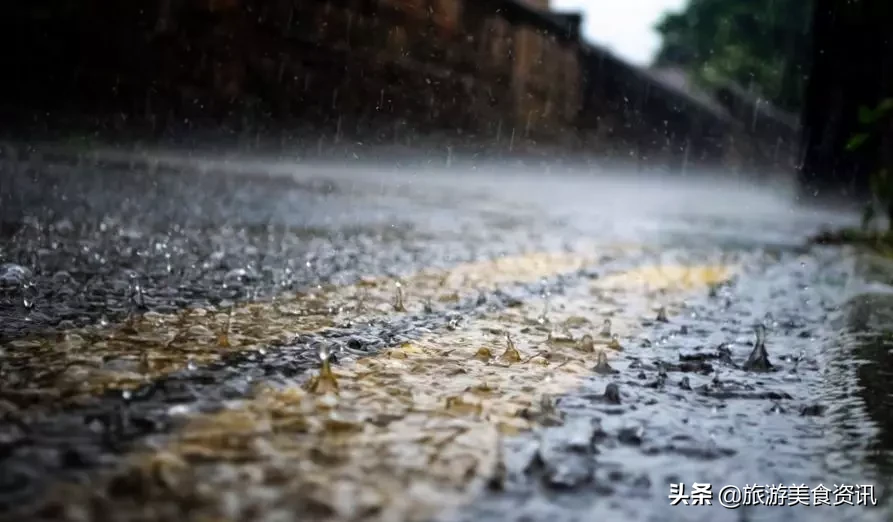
599 319 612 337
743 324 774 372
0 263 36 311
538 280 551 324
218 306 234 347
474 347 493 362
593 350 616 375
576 333 595 353
500 333 521 363
128 271 146 317
393 281 406 312
307 342 339 394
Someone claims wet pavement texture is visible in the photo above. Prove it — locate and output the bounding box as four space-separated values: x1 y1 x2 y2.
2 153 893 521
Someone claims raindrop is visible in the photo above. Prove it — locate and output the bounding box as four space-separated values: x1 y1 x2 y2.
608 334 623 351
655 307 669 323
538 298 550 324
218 306 234 347
21 281 37 310
599 319 612 337
593 351 616 375
576 333 595 353
474 347 493 362
393 281 406 312
223 267 252 289
308 341 339 394
447 316 461 330
128 272 146 312
500 333 521 363
317 342 330 363
755 323 767 345
604 383 621 404
743 324 774 372
0 263 35 309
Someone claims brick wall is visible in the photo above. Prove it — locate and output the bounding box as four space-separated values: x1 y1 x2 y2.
0 0 794 173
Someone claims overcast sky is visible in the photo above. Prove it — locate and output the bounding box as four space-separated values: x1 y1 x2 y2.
550 0 690 66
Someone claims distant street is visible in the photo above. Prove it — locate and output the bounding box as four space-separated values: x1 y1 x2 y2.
1 152 890 522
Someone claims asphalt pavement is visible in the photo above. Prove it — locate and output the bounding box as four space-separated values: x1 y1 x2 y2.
1 151 892 522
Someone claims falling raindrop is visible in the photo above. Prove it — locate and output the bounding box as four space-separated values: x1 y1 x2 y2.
655 306 669 323
538 299 550 325
128 272 146 312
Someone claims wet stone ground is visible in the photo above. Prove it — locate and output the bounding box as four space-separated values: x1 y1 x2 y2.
1 153 893 521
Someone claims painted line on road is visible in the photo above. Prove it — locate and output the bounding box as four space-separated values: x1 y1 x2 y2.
1 248 631 407
30 261 734 522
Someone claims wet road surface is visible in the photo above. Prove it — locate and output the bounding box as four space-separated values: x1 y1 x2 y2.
1 152 893 522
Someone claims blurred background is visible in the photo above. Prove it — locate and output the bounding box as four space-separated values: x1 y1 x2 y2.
4 3 893 521
1 0 890 199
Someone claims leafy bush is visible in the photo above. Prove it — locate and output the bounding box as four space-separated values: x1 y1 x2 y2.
848 98 893 231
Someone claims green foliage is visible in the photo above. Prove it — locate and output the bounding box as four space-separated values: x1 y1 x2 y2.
653 0 812 112
847 133 870 152
850 98 893 231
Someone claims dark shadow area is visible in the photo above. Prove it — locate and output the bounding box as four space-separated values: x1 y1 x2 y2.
0 0 806 178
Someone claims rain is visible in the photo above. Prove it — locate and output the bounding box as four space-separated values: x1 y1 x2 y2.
1 1 892 522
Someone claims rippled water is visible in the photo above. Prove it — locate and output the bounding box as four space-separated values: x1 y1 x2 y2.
1 152 891 521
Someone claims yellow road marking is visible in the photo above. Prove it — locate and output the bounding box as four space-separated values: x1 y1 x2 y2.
33 264 732 522
1 250 626 406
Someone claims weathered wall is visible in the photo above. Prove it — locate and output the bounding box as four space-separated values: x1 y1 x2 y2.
576 47 793 173
0 0 794 173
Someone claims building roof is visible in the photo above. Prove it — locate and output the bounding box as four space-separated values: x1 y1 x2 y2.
494 0 583 41
580 44 736 124
713 80 801 130
646 67 732 118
